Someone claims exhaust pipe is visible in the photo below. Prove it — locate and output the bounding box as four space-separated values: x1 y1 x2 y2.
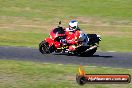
85 45 97 52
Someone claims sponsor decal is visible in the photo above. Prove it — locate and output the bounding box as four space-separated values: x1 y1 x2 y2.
76 66 131 85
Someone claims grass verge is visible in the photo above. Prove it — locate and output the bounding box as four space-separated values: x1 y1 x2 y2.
0 60 132 88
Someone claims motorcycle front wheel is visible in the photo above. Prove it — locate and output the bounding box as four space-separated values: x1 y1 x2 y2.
39 41 50 54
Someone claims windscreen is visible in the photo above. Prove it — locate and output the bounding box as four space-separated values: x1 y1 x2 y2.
53 27 65 34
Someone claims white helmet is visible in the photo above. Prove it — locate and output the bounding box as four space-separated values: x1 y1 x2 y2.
69 20 78 31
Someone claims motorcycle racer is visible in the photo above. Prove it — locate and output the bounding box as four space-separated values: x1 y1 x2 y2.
62 20 89 52
39 21 101 56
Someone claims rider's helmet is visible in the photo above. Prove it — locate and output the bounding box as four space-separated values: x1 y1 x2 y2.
69 20 78 32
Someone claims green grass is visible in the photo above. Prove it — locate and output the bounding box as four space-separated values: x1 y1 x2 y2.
0 28 48 47
0 1 131 88
0 0 132 20
0 0 132 51
0 60 132 88
99 36 132 52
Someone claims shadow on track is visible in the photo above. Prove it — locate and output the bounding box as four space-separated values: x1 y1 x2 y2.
86 55 113 58
53 53 113 58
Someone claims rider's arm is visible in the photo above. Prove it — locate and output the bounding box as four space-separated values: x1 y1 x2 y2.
66 30 81 44
74 30 81 40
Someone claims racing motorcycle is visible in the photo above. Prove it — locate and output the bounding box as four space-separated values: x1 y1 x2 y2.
39 21 101 56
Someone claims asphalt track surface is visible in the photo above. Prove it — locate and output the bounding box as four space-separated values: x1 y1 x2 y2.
0 46 132 68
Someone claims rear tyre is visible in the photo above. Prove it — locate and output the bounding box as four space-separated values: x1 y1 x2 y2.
80 48 97 56
39 41 50 54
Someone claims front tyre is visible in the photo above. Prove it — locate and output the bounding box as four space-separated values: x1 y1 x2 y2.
39 41 50 54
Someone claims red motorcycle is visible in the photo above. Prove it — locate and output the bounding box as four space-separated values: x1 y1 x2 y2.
39 22 101 56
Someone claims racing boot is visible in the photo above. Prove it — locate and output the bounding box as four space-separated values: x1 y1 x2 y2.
67 45 77 55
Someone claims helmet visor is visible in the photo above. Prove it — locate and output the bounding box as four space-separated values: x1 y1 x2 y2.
69 26 77 30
